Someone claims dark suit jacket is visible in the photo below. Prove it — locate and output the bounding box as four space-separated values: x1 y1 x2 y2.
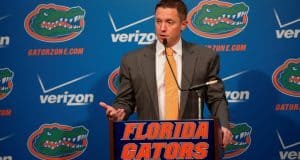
113 40 230 128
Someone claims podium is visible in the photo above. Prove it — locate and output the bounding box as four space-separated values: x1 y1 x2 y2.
110 119 222 160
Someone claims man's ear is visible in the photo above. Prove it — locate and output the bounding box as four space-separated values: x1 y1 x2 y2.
181 20 188 31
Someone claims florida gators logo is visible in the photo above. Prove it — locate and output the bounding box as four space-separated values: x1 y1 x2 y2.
272 58 300 97
187 0 249 39
24 4 85 42
224 123 252 159
108 67 120 95
0 68 14 100
27 123 89 160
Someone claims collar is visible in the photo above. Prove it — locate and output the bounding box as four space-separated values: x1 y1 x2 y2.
156 38 182 56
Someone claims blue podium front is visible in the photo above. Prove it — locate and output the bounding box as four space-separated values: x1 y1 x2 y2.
110 119 222 160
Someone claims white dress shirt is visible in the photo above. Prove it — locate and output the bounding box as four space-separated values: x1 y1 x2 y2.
156 39 182 120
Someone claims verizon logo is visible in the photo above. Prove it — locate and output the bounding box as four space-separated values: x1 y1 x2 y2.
38 73 94 106
0 36 10 48
274 9 300 39
0 156 13 160
225 90 250 103
109 12 156 45
277 130 300 160
0 15 11 48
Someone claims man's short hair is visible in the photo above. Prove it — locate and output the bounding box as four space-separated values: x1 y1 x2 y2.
155 0 188 21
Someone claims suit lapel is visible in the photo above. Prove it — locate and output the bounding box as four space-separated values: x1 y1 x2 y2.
140 44 159 118
180 41 197 119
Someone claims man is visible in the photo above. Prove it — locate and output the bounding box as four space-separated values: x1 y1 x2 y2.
100 0 232 147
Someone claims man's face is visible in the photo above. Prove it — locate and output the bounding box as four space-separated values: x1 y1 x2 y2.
155 7 187 47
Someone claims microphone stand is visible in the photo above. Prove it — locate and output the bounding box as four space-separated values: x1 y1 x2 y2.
186 88 203 120
196 90 203 119
188 80 218 119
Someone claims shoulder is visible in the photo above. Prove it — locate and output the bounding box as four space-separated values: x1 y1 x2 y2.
122 43 155 60
119 43 155 66
183 40 218 58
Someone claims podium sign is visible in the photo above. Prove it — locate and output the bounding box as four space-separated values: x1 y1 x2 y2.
110 119 221 160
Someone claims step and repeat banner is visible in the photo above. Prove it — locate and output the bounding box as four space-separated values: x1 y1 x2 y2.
0 0 299 159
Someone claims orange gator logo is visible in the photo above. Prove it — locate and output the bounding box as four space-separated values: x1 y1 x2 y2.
187 0 249 39
24 4 85 42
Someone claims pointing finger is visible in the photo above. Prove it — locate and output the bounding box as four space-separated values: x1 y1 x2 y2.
99 102 109 109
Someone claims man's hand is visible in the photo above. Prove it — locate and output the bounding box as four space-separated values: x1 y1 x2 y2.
221 126 233 148
99 102 126 121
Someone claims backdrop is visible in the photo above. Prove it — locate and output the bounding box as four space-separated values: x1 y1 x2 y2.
0 0 299 159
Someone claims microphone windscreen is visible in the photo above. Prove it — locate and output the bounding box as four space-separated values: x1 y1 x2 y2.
163 38 168 46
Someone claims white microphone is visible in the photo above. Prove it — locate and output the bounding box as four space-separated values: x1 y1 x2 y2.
188 80 218 91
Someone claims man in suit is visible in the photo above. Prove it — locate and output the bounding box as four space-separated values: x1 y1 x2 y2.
100 0 232 147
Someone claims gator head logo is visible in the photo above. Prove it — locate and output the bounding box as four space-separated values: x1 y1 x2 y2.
272 58 300 97
224 123 252 159
0 68 14 100
24 4 85 42
187 0 249 39
108 67 120 95
27 123 89 160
